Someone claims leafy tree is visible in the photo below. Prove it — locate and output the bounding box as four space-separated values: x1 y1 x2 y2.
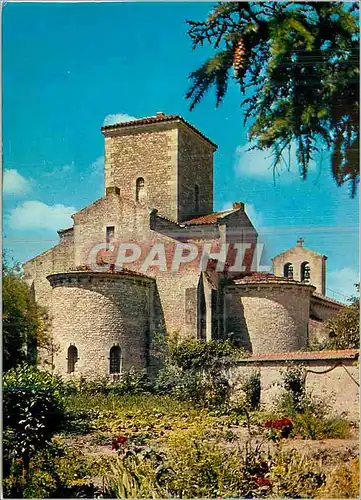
326 284 359 349
186 2 359 195
3 255 49 371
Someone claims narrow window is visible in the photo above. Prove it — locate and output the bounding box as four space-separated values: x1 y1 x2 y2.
301 261 311 282
109 345 121 374
136 177 145 202
284 262 293 279
106 226 115 250
106 226 115 244
67 345 78 374
194 184 200 213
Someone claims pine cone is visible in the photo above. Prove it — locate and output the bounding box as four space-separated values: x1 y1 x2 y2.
233 39 246 76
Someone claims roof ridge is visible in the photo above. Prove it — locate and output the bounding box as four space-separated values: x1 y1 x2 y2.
101 113 217 149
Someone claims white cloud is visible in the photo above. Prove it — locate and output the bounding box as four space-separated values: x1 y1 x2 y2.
90 156 104 177
8 201 76 231
327 267 360 302
235 143 317 182
103 113 137 127
245 203 264 229
44 163 74 177
3 169 32 196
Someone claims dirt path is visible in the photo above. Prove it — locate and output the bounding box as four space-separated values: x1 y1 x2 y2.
60 428 359 464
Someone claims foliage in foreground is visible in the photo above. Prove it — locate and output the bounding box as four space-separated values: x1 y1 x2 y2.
3 365 66 483
3 257 49 371
3 442 111 499
186 2 359 195
106 428 336 499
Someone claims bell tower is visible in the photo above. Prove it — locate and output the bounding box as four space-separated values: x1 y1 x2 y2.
272 238 327 295
101 113 217 223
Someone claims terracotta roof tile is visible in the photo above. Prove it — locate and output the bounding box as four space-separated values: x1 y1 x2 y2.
182 209 237 226
232 272 306 285
312 292 345 307
239 349 359 362
101 113 217 149
66 265 152 279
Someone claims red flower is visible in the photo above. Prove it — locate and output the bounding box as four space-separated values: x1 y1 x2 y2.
116 436 128 444
280 418 293 427
264 418 293 431
256 477 272 487
111 436 128 450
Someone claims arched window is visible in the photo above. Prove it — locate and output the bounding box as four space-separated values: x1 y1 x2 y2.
109 345 121 374
301 261 311 282
67 345 78 374
136 177 145 202
284 262 293 279
194 184 200 213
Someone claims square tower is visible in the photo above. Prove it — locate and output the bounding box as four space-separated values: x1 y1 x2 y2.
101 113 217 222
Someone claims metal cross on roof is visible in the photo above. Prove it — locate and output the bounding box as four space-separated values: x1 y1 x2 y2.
297 237 304 247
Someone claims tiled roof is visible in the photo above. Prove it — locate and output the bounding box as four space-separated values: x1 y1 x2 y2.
232 272 306 285
155 213 181 226
64 265 152 279
101 113 217 149
238 349 359 363
182 209 237 226
312 292 345 307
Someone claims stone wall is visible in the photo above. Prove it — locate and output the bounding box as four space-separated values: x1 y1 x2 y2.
228 351 359 421
103 123 178 221
310 294 343 322
103 121 215 223
48 271 154 378
224 283 314 353
23 237 74 310
177 124 214 221
273 245 326 295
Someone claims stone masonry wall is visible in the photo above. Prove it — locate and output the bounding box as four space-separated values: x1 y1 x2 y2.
310 296 343 322
177 124 214 221
224 284 313 354
72 191 207 339
103 124 178 221
228 357 359 421
23 237 75 310
273 246 326 295
49 272 153 378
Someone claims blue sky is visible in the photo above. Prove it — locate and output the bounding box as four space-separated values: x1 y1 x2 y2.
2 2 359 302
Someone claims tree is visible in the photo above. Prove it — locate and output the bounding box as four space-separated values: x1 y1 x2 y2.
186 2 359 195
2 255 49 371
326 284 359 349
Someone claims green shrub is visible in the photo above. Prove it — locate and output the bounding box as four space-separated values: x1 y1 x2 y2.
276 391 350 439
292 413 350 440
63 369 153 397
3 365 65 471
280 364 307 413
242 372 261 410
168 338 247 372
109 368 153 396
3 442 109 498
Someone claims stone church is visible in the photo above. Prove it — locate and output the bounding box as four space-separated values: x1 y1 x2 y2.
24 113 343 378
